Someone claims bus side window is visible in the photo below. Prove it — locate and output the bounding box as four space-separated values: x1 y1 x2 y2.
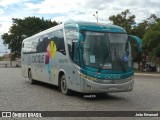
22 40 32 54
22 43 24 48
65 27 78 60
30 37 39 53
52 29 66 55
35 30 66 55
22 42 25 54
36 36 50 53
36 37 43 53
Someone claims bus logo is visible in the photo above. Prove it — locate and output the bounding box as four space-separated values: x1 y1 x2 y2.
45 41 57 80
124 55 128 61
45 41 57 64
2 112 11 117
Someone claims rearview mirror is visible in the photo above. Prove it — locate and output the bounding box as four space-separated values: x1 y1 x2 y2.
128 35 142 52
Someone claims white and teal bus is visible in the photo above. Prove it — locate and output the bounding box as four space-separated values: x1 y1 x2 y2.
21 21 142 95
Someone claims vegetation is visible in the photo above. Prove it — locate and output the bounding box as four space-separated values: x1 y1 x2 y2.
0 56 4 61
143 18 160 63
2 16 59 60
109 10 160 69
109 9 136 35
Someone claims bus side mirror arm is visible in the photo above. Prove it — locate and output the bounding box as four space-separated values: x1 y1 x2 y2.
128 35 142 52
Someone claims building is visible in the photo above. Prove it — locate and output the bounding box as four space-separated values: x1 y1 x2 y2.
3 53 10 61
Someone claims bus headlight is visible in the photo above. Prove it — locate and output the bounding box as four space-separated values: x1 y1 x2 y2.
80 73 97 81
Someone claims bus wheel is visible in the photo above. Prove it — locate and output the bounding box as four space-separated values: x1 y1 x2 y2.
60 75 70 95
28 70 35 84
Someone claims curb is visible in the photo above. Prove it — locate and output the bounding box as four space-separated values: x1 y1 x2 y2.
135 73 160 77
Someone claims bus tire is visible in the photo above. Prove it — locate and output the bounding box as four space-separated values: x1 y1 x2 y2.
60 75 70 95
28 70 36 84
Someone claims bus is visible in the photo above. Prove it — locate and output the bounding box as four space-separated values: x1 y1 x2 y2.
21 21 142 95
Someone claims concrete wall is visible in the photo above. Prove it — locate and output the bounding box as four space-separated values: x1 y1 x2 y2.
157 66 160 72
0 61 21 67
134 63 139 69
134 62 160 72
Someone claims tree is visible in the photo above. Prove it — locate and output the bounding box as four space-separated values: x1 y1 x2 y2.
109 11 160 70
0 56 4 61
130 20 149 70
143 20 160 64
109 9 136 34
2 16 59 60
109 9 143 69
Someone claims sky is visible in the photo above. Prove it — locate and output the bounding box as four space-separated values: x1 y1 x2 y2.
0 0 160 55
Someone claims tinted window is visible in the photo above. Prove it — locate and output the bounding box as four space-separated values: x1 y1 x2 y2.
54 30 66 55
36 29 66 55
22 29 66 55
22 37 39 54
36 36 50 53
65 27 78 59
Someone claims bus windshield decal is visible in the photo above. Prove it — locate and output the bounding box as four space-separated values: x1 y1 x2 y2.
86 32 104 36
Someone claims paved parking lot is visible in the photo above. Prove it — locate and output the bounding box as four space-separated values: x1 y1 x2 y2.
0 68 160 120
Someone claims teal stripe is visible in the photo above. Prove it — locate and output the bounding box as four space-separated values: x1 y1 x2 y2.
80 67 134 80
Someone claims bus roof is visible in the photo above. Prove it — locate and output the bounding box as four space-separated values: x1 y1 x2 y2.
23 24 63 42
64 21 126 33
23 21 127 42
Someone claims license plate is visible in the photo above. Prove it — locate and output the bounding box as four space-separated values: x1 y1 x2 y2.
109 87 118 91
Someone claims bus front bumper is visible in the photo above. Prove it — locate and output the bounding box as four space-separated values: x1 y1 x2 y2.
80 77 134 93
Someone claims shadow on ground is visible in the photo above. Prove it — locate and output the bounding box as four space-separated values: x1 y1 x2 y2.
25 79 125 102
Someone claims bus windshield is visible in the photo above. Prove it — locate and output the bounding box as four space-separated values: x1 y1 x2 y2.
82 31 131 70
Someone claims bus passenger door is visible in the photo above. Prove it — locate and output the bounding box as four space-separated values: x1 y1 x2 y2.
69 40 81 91
69 64 81 91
